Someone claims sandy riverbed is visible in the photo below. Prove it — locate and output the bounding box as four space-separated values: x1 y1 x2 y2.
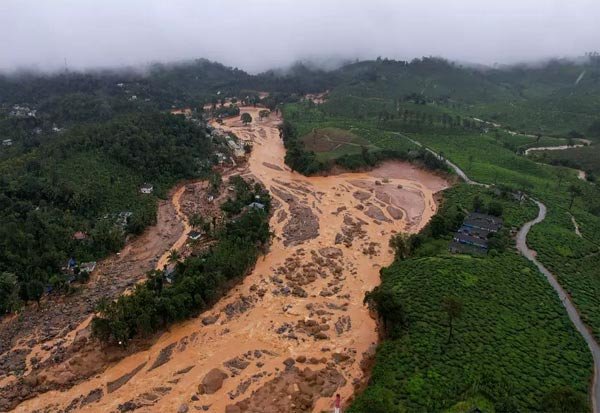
14 108 448 413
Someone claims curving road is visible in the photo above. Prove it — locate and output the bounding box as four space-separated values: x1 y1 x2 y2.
516 200 600 413
404 134 600 413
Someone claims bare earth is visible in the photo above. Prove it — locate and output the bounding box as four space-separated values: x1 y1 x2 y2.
9 108 448 413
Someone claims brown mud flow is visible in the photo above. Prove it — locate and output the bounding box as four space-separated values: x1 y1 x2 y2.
13 107 448 413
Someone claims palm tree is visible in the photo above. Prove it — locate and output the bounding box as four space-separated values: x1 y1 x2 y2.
568 185 583 210
442 296 463 345
190 214 204 229
167 249 181 265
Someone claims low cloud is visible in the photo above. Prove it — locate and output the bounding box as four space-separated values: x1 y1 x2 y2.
2 0 599 73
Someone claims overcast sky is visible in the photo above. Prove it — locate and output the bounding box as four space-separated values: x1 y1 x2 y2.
1 0 599 73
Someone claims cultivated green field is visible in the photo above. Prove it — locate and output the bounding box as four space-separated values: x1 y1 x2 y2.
348 185 592 413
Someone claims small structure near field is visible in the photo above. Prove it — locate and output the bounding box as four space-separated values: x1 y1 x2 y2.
2 139 13 146
140 183 154 194
72 231 87 241
450 212 503 254
248 202 265 211
188 230 203 241
80 261 97 273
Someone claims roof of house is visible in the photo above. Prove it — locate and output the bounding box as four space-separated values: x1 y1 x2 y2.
453 233 488 248
141 183 153 189
188 230 203 239
248 202 265 210
463 212 503 232
457 225 490 239
72 231 87 240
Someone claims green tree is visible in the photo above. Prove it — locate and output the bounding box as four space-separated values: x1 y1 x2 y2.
541 386 587 413
389 233 412 260
568 184 583 209
258 109 270 120
556 168 567 188
441 296 463 344
473 195 484 212
429 215 447 238
364 286 406 338
241 112 252 125
487 201 503 217
190 213 204 229
0 272 19 313
167 249 181 265
26 279 45 308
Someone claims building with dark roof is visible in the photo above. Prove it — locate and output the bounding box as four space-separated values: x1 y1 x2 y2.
449 212 503 254
463 212 503 233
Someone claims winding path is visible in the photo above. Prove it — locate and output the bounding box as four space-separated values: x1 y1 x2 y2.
516 201 600 413
406 135 600 413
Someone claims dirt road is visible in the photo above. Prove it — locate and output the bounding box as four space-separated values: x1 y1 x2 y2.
13 108 448 413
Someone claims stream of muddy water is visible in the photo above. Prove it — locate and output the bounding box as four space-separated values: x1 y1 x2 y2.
16 108 448 413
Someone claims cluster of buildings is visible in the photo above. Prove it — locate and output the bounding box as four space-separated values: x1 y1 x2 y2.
9 105 36 118
449 212 503 254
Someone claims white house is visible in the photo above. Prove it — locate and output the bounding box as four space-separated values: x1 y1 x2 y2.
140 183 154 194
2 139 13 146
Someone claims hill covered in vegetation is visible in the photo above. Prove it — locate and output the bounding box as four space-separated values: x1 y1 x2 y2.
0 113 214 313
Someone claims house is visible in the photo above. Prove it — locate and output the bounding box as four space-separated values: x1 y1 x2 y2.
452 233 488 249
80 261 96 273
72 231 87 241
463 212 503 233
67 257 77 270
225 137 246 158
449 212 503 254
116 211 133 228
248 202 265 210
165 267 177 284
170 108 192 118
2 139 13 146
188 230 203 241
140 183 154 194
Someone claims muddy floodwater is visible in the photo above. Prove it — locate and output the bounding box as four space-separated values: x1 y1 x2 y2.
15 108 448 412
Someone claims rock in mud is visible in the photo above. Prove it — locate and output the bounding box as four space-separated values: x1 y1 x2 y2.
386 205 404 220
365 205 391 223
80 387 103 406
201 314 219 325
198 368 228 394
148 342 176 371
107 362 147 393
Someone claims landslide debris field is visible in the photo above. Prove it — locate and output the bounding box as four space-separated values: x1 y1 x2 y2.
4 108 448 413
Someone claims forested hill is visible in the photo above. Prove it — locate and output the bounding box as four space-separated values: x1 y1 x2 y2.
327 55 600 137
2 55 599 148
0 113 213 312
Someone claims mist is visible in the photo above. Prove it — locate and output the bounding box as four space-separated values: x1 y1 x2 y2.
2 0 599 74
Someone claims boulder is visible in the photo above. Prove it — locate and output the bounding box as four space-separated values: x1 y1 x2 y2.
199 368 228 394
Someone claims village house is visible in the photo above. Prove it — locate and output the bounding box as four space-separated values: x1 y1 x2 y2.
188 230 203 241
80 261 97 273
450 212 503 254
72 231 87 241
225 136 246 158
2 139 13 146
170 108 193 118
248 202 265 211
140 183 154 194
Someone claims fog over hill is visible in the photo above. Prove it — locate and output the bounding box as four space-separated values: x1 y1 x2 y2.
2 0 600 73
